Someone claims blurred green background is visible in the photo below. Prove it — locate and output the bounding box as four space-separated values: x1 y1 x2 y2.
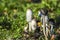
0 0 60 40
